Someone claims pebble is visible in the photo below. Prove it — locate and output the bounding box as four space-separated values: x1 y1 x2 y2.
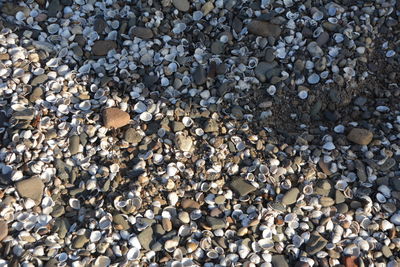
347 128 373 145
193 65 207 85
69 135 80 155
131 27 154 40
30 74 48 86
138 227 153 250
124 128 143 144
113 214 129 230
15 177 44 204
204 119 219 133
206 216 226 230
178 211 190 224
103 108 130 128
29 87 44 102
73 234 89 249
13 109 35 121
282 188 300 205
175 134 193 152
92 40 118 56
0 220 8 242
172 0 190 12
271 255 289 267
181 199 200 209
230 178 256 197
47 0 62 17
248 20 281 38
306 232 328 255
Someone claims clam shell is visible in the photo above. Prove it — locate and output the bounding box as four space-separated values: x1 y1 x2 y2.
139 112 152 121
69 198 80 210
127 247 140 260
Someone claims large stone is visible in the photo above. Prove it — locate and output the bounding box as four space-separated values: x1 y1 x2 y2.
175 134 193 152
69 135 80 155
124 128 143 144
248 20 281 38
138 227 154 250
193 65 207 85
282 188 300 205
230 179 256 197
103 108 130 128
113 214 129 230
181 199 200 209
15 177 44 204
92 40 117 56
0 220 8 242
13 109 35 121
347 128 373 145
271 255 289 267
306 232 328 255
172 0 190 11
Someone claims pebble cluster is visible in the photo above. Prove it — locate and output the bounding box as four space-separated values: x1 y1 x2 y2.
0 0 400 267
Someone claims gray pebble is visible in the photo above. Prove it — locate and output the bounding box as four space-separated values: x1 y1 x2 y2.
124 128 143 144
282 188 300 205
69 135 80 155
193 65 207 85
138 227 154 250
230 178 256 197
271 255 289 267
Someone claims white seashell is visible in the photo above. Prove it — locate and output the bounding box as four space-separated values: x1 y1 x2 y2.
78 100 91 111
69 198 80 210
134 101 147 113
335 180 348 191
57 252 68 262
90 231 102 242
99 217 112 230
127 247 140 260
46 58 60 68
139 112 152 121
190 210 202 220
93 256 111 267
167 165 178 177
207 250 219 259
258 239 274 250
303 184 313 195
334 125 345 133
24 199 36 209
298 90 308 99
58 104 69 114
165 239 179 252
308 73 320 84
15 11 26 21
47 24 60 34
380 220 393 231
376 193 386 203
182 117 193 127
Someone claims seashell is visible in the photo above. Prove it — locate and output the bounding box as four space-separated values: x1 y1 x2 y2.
376 193 386 203
266 85 276 96
207 250 219 259
90 231 102 242
281 179 292 190
182 117 193 127
69 198 80 210
78 100 91 111
127 247 140 260
134 101 147 113
93 256 111 267
165 239 179 252
57 253 68 262
46 58 60 68
335 180 348 191
258 239 274 250
99 217 112 230
190 210 202 220
378 185 391 198
139 112 152 122
343 187 353 199
386 50 395 57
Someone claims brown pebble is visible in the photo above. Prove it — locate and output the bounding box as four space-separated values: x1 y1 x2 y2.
0 220 8 242
162 218 172 232
103 108 130 128
344 256 359 267
92 40 118 56
347 128 373 145
181 199 200 209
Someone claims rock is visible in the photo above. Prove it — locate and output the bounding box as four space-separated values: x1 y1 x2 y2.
295 262 310 267
206 216 226 230
320 196 335 207
94 17 107 33
379 158 396 172
162 218 172 232
103 108 130 128
72 45 83 57
204 119 219 133
248 20 281 38
138 227 154 250
172 0 190 11
354 160 367 182
124 128 143 144
178 211 190 224
314 180 331 196
354 96 367 106
335 190 346 204
131 27 154 40
282 188 300 205
54 218 70 238
193 65 207 85
13 109 35 120
201 1 214 15
92 40 117 56
29 87 44 102
172 121 185 132
307 41 324 58
271 255 289 267
69 135 80 155
211 41 225 54
113 214 129 230
0 220 8 242
390 214 400 225
316 31 330 46
51 205 65 217
44 259 59 267
175 134 193 152
47 0 62 17
73 234 89 249
230 179 256 197
31 74 48 86
15 177 44 204
344 256 359 267
255 61 278 82
318 159 332 175
347 128 373 145
181 199 200 209
306 232 328 255
382 245 392 258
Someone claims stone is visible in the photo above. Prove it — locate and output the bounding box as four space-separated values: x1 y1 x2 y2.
379 158 396 172
354 160 367 182
54 218 70 238
271 255 289 267
0 220 8 242
335 190 346 204
211 41 225 54
201 1 214 15
178 211 190 224
69 135 80 155
175 134 193 152
15 177 44 204
103 108 130 128
255 61 278 82
193 65 207 85
124 128 143 144
73 234 89 249
282 188 300 205
44 259 58 267
138 227 153 250
344 256 358 267
131 27 154 40
316 31 330 46
347 128 373 145
172 121 185 132
94 17 107 33
51 205 65 217
181 199 200 209
47 0 62 17
306 232 328 255
92 40 117 56
248 20 281 38
318 159 332 175
320 196 335 207
13 109 35 120
29 87 44 102
31 74 48 86
206 216 226 230
382 245 392 258
172 0 190 11
230 179 256 197
204 119 219 133
162 218 172 232
113 214 129 230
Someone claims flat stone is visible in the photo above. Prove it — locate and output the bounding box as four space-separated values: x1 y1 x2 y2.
354 160 367 182
248 20 281 38
193 65 207 85
306 232 328 255
230 179 256 197
172 121 185 132
15 177 44 204
73 234 89 249
51 205 65 217
172 0 190 11
113 214 129 230
47 0 62 17
31 74 48 86
206 216 226 230
255 61 278 82
138 227 154 250
0 220 8 242
69 135 80 155
211 41 225 54
162 218 172 232
92 40 117 56
382 245 392 258
44 259 58 267
204 119 219 133
54 218 70 238
344 256 358 267
103 108 130 128
379 158 396 172
181 199 200 209
29 87 44 102
335 190 346 204
320 196 335 207
271 255 289 267
131 27 153 40
318 159 332 175
124 128 143 144
13 109 35 120
347 128 373 145
175 134 193 152
282 188 300 205
316 31 330 46
94 17 107 33
314 180 331 196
